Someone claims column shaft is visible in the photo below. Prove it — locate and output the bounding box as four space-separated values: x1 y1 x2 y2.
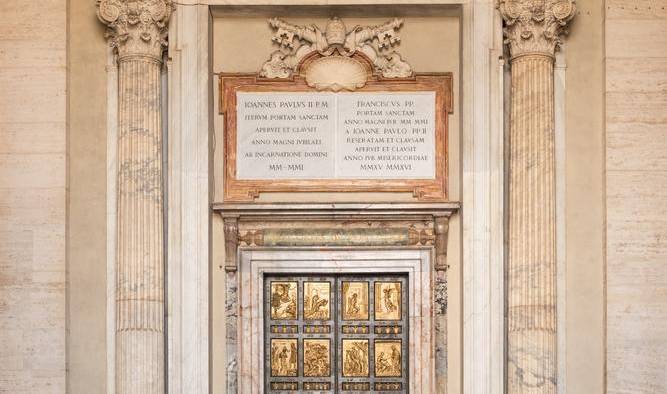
507 54 556 393
116 57 165 394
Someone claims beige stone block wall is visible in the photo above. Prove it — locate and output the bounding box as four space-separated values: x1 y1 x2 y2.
0 0 67 392
605 1 667 393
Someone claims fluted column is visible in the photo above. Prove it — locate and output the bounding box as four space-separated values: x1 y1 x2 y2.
97 1 172 392
499 1 575 393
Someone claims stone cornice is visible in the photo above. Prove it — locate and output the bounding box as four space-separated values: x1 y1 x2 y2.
498 0 576 60
97 0 173 61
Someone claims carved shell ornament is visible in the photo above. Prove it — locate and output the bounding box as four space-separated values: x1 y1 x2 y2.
259 17 414 90
498 0 576 58
304 56 368 92
97 0 173 59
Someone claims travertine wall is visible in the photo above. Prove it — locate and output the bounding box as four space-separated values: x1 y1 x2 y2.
605 1 667 393
0 0 67 392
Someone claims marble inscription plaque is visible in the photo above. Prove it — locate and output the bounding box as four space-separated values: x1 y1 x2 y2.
236 92 335 180
236 92 436 180
337 92 435 179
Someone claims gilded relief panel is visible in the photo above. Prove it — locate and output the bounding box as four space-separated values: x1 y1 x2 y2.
341 339 370 377
304 282 331 320
304 339 331 377
270 339 298 377
374 281 402 320
270 281 298 320
374 340 402 377
342 281 369 321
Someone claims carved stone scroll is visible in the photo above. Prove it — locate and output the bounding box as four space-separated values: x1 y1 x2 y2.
224 217 239 272
434 216 450 271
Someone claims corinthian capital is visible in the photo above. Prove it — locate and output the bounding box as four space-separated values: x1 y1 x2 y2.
97 0 173 61
498 0 576 59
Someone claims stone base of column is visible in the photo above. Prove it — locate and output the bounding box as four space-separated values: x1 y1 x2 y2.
116 331 165 393
508 316 557 393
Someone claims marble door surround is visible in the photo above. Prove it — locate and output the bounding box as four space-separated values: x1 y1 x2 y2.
239 249 434 394
94 0 575 393
216 203 457 393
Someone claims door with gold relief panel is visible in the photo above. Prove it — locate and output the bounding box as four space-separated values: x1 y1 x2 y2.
264 274 408 393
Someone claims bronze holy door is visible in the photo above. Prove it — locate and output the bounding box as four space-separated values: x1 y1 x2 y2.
264 274 409 393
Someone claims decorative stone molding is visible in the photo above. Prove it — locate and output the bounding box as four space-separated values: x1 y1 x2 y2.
236 227 435 248
97 0 173 61
498 0 576 59
260 17 413 88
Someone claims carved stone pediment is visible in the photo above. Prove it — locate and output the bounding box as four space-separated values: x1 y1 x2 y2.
260 17 413 90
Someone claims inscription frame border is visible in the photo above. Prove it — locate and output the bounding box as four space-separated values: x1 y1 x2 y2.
219 64 453 202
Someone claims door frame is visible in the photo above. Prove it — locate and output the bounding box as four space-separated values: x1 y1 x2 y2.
238 248 433 394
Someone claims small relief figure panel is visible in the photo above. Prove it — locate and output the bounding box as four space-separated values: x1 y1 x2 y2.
303 339 331 377
375 340 402 377
342 281 369 320
374 281 402 320
270 338 298 377
303 282 330 320
270 281 298 320
342 339 370 377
